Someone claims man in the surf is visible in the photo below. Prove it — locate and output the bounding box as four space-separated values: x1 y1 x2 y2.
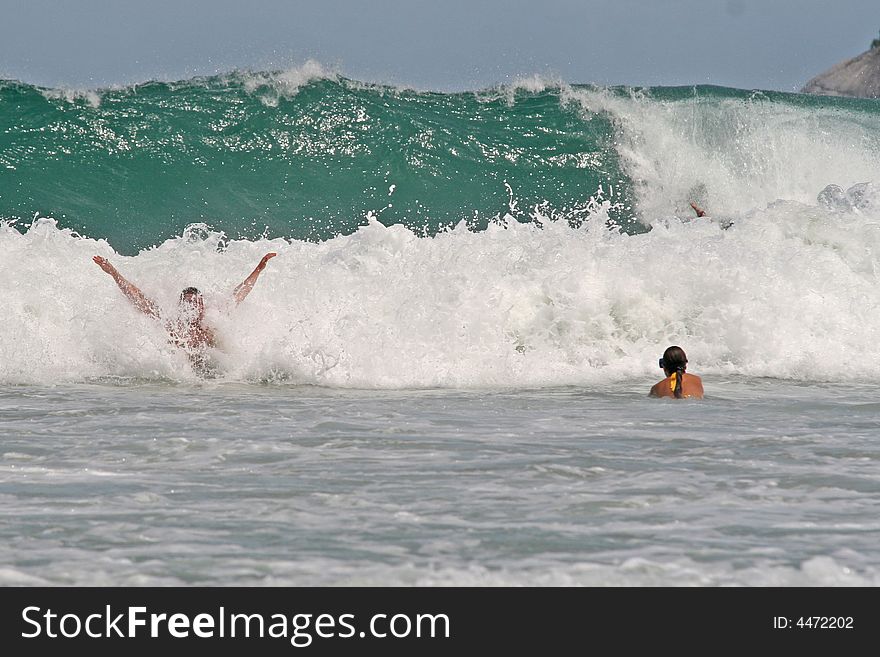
92 252 277 371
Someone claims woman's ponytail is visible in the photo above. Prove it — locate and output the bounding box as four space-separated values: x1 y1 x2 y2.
662 346 688 399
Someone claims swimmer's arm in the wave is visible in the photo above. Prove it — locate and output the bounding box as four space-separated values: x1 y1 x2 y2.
233 252 277 305
92 256 160 318
690 201 733 229
689 201 706 217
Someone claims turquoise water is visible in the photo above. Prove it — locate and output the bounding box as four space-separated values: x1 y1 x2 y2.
1 71 630 254
4 67 876 255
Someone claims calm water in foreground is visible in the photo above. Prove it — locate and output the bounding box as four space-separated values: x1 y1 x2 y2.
2 377 878 586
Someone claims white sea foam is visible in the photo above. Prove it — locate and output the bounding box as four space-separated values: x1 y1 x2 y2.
40 87 103 108
565 86 880 222
237 60 338 106
3 189 880 387
476 74 568 106
1 555 873 587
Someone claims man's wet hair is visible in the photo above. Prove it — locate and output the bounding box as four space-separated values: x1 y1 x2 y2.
180 287 202 303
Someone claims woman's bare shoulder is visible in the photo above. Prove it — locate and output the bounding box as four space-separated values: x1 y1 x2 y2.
650 378 670 397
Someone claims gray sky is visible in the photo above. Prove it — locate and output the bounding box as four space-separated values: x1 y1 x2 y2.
1 0 878 91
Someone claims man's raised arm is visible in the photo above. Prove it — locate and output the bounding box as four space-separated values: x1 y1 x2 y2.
233 252 277 306
93 256 159 318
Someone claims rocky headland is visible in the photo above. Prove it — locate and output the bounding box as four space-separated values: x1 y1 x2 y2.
802 36 880 98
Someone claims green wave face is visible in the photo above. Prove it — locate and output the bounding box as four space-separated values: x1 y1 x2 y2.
0 75 631 254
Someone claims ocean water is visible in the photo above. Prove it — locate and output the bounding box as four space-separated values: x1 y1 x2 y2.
2 380 880 586
2 64 880 586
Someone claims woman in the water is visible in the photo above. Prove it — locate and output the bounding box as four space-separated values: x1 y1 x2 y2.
650 346 704 399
